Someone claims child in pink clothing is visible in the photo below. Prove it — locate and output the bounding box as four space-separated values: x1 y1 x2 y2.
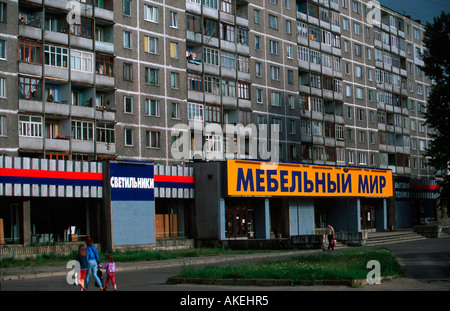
100 255 117 291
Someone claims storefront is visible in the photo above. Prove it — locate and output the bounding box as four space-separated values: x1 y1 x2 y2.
394 177 440 228
191 160 394 244
0 156 194 251
0 156 103 245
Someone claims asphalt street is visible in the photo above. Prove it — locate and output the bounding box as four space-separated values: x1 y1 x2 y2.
1 235 449 294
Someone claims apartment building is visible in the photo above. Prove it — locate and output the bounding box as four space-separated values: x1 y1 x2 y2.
0 0 439 247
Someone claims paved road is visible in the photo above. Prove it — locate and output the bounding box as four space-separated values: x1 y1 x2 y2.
1 235 449 294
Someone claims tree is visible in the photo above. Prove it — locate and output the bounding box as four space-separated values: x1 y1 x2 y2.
420 12 450 213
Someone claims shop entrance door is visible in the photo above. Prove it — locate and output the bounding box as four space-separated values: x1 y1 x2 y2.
225 200 254 238
360 203 376 230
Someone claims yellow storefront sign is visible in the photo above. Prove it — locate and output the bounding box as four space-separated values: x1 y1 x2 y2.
227 160 393 198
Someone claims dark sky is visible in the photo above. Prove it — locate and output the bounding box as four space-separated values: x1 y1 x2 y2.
378 0 450 25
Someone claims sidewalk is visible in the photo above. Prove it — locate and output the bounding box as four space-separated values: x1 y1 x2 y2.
0 249 321 281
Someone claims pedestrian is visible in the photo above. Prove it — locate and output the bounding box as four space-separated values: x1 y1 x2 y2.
84 236 103 291
76 244 88 291
100 254 117 291
326 223 335 250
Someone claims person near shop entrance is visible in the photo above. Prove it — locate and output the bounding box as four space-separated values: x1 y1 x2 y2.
76 244 88 291
326 224 335 251
84 236 103 291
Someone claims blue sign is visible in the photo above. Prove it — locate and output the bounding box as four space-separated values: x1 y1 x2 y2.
109 162 154 201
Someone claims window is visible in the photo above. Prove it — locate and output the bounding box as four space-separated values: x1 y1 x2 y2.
144 5 158 23
124 128 133 146
70 50 93 72
123 0 132 16
221 0 234 14
359 152 367 165
220 22 235 42
221 50 236 70
96 123 115 144
356 87 364 99
19 76 42 100
71 120 94 141
205 135 222 152
0 77 5 98
354 44 361 56
270 65 280 80
335 125 344 140
144 36 159 54
0 2 6 23
96 54 114 76
171 103 180 119
254 9 260 24
237 27 249 46
146 131 161 148
170 72 179 89
205 104 221 123
256 88 263 103
170 42 179 58
309 25 321 42
203 47 219 66
19 115 42 137
19 40 42 65
271 91 282 107
187 73 203 92
286 20 292 34
298 45 309 62
145 99 160 117
221 79 235 97
269 40 280 55
186 14 201 32
70 17 93 39
144 67 159 85
238 82 250 100
297 22 308 38
268 14 278 30
312 121 323 137
238 55 249 73
124 96 133 113
0 115 6 137
353 22 361 35
123 31 132 48
310 73 321 89
169 11 178 28
188 102 203 120
204 76 220 95
123 63 133 81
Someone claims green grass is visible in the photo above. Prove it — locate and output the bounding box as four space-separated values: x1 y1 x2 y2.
176 248 404 282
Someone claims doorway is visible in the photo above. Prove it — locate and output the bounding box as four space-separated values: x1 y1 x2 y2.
225 199 255 238
360 201 376 230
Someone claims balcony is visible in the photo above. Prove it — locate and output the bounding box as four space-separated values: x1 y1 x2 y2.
19 99 43 114
94 6 114 22
19 136 44 151
44 30 69 45
45 138 70 152
19 24 42 41
71 140 95 154
96 142 116 155
45 101 70 116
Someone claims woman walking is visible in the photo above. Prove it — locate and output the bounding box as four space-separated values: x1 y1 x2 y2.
84 236 103 291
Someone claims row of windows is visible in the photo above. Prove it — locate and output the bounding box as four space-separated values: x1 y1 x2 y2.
16 40 114 76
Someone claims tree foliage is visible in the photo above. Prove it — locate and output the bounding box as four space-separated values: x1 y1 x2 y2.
420 12 450 210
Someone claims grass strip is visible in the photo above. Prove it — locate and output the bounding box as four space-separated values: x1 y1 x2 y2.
0 247 278 268
175 247 404 283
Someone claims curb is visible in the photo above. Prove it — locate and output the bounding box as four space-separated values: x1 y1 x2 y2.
166 276 375 287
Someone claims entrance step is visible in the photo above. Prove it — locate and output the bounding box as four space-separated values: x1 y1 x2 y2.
365 230 426 246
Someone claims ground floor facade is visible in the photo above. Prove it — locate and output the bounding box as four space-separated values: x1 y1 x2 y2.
0 156 443 251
